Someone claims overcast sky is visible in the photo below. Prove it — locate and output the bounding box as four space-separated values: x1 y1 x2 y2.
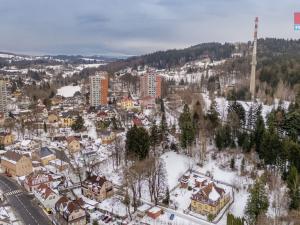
0 0 299 56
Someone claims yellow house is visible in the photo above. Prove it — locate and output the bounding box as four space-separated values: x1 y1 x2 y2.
51 96 64 106
1 151 33 177
120 97 134 110
0 132 14 146
66 137 81 153
60 112 75 127
100 131 116 145
33 147 56 166
190 182 230 216
12 89 22 98
48 113 59 123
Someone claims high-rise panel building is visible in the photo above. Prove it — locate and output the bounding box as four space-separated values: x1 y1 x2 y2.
140 72 162 98
89 72 109 107
0 80 7 116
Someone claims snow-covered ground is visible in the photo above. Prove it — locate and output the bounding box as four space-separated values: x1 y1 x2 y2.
160 150 260 225
57 85 81 97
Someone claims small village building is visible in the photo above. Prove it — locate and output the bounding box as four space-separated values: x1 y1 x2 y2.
99 131 116 145
82 175 113 202
1 151 32 177
33 147 56 166
0 132 14 146
48 113 59 123
24 171 54 192
54 196 86 225
147 207 162 219
33 183 60 213
66 137 81 154
190 182 230 216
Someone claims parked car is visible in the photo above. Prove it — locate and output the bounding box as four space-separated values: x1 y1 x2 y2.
169 214 175 220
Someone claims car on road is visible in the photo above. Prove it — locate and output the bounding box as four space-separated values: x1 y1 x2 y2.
169 214 175 220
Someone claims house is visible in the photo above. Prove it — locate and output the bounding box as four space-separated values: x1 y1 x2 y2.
60 112 75 127
190 182 231 216
51 96 64 106
96 111 109 122
147 207 162 219
99 131 116 145
48 159 69 172
140 96 155 109
180 173 190 189
132 117 143 127
24 171 54 192
20 139 39 151
119 97 134 110
33 183 60 213
54 196 86 225
1 151 32 177
48 113 59 123
137 204 151 218
33 147 56 166
66 137 81 154
82 175 113 202
0 132 14 146
0 113 4 126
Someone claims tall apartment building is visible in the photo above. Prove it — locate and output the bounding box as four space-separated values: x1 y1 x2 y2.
89 72 109 107
140 73 162 98
0 80 7 116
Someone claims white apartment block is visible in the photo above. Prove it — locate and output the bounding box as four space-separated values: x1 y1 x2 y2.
0 80 7 116
89 72 108 107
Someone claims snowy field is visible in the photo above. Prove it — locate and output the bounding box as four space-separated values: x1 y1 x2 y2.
57 85 81 97
160 150 259 225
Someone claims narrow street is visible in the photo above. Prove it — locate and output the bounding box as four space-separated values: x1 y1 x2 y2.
0 174 52 225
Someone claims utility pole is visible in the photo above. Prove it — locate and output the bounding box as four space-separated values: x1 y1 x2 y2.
250 17 258 101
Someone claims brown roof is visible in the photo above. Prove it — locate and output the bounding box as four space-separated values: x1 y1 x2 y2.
132 118 143 126
55 196 84 217
3 151 23 162
191 182 225 205
35 183 55 200
25 172 53 187
66 136 80 144
85 175 107 187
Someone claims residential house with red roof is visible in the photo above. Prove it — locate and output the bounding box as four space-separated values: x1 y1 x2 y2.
82 175 113 202
54 196 86 225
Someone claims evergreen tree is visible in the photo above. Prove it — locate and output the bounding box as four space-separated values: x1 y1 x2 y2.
260 129 283 167
160 98 165 113
284 139 300 173
150 123 160 155
125 125 150 160
287 166 300 209
71 115 84 132
93 221 99 225
43 121 47 133
228 101 246 127
215 125 232 150
162 187 170 205
245 179 269 225
160 113 168 142
266 107 286 136
284 111 300 141
253 114 265 154
227 213 244 225
179 104 195 151
230 157 235 170
205 99 220 134
241 157 245 174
